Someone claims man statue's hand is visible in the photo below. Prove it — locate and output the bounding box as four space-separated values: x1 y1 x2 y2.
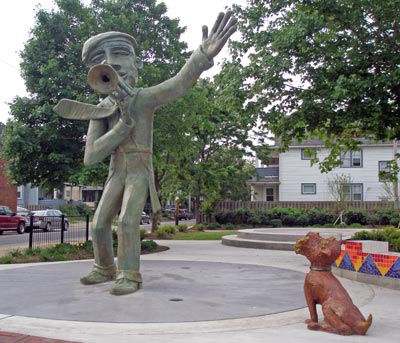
201 11 238 60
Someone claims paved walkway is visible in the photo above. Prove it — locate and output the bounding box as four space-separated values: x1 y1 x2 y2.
0 239 399 342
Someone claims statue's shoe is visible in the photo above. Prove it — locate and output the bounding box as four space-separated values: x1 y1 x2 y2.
80 270 116 285
109 278 142 296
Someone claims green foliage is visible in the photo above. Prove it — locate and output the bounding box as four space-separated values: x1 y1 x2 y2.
270 219 282 228
177 224 188 232
231 0 400 172
343 209 367 225
224 223 235 230
141 240 158 252
154 78 258 223
193 223 206 231
0 241 94 264
173 231 237 240
154 226 175 238
0 238 159 263
59 204 81 216
140 229 147 241
207 223 219 230
214 206 400 229
1 0 190 190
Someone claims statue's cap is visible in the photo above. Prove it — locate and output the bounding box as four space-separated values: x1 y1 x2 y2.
82 31 137 65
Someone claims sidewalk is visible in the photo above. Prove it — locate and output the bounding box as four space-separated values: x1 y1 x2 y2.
0 240 399 343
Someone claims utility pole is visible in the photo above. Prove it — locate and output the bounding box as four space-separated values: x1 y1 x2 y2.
393 139 399 210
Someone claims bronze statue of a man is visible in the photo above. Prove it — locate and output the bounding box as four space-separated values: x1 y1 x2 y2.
55 12 237 295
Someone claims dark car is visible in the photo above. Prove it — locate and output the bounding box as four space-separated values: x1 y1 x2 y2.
0 206 27 235
178 209 193 220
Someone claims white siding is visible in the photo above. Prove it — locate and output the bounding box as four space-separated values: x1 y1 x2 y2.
278 144 397 201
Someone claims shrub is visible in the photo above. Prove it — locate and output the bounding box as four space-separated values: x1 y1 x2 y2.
141 240 158 252
270 219 282 228
207 223 219 230
224 223 235 230
295 214 309 227
140 229 147 240
154 227 171 239
350 223 363 228
59 204 80 216
351 230 372 240
344 209 367 225
162 225 176 235
389 215 400 227
193 223 205 231
282 214 297 226
177 224 188 232
366 213 379 227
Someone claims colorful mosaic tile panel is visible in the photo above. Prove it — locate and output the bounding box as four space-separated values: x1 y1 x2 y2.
385 258 400 279
335 241 400 279
338 252 356 271
358 255 382 276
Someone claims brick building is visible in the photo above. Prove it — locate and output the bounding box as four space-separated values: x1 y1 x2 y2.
0 122 17 211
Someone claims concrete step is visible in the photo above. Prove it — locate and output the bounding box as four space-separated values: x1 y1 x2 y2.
222 229 342 251
221 235 295 251
237 230 305 242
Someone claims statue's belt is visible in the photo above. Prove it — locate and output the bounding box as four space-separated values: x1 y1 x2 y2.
309 266 332 272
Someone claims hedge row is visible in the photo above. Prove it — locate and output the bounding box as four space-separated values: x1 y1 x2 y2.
214 207 400 227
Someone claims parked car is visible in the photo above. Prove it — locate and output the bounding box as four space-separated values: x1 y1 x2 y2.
141 211 150 225
178 209 194 220
0 206 27 235
162 206 175 214
17 206 31 217
29 209 69 232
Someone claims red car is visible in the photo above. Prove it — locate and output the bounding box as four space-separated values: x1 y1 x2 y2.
0 206 27 235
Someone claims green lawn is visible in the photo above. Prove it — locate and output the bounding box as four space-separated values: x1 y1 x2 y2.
172 230 237 240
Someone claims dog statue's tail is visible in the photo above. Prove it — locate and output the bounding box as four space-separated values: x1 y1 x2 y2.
354 314 373 335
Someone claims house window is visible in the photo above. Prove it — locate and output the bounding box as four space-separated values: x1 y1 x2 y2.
301 148 316 160
266 188 274 201
379 161 390 181
342 183 363 201
301 183 316 194
341 150 362 168
82 190 102 202
17 186 23 199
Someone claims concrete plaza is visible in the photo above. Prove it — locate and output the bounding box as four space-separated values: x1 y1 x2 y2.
0 239 399 343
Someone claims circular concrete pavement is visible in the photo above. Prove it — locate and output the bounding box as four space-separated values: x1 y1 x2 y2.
0 260 306 323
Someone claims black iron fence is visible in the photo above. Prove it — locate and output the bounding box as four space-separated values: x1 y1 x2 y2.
28 214 90 249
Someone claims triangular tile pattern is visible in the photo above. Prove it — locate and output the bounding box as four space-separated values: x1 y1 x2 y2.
338 252 356 271
358 254 382 276
385 257 400 278
335 241 400 279
335 250 346 267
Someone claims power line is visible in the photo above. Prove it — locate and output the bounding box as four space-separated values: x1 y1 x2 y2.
0 58 19 71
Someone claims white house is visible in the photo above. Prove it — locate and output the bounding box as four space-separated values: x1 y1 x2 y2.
249 139 398 202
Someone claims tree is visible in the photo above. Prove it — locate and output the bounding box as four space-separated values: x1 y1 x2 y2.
327 173 352 207
155 78 255 223
231 0 400 172
0 0 189 191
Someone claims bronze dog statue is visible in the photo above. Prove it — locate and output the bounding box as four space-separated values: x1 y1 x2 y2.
294 232 372 335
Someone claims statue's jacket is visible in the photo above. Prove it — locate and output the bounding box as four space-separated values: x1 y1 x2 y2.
83 47 214 212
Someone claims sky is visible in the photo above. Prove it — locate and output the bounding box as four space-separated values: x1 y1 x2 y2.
0 0 246 124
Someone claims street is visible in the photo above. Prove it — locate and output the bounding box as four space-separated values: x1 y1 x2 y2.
0 219 195 255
